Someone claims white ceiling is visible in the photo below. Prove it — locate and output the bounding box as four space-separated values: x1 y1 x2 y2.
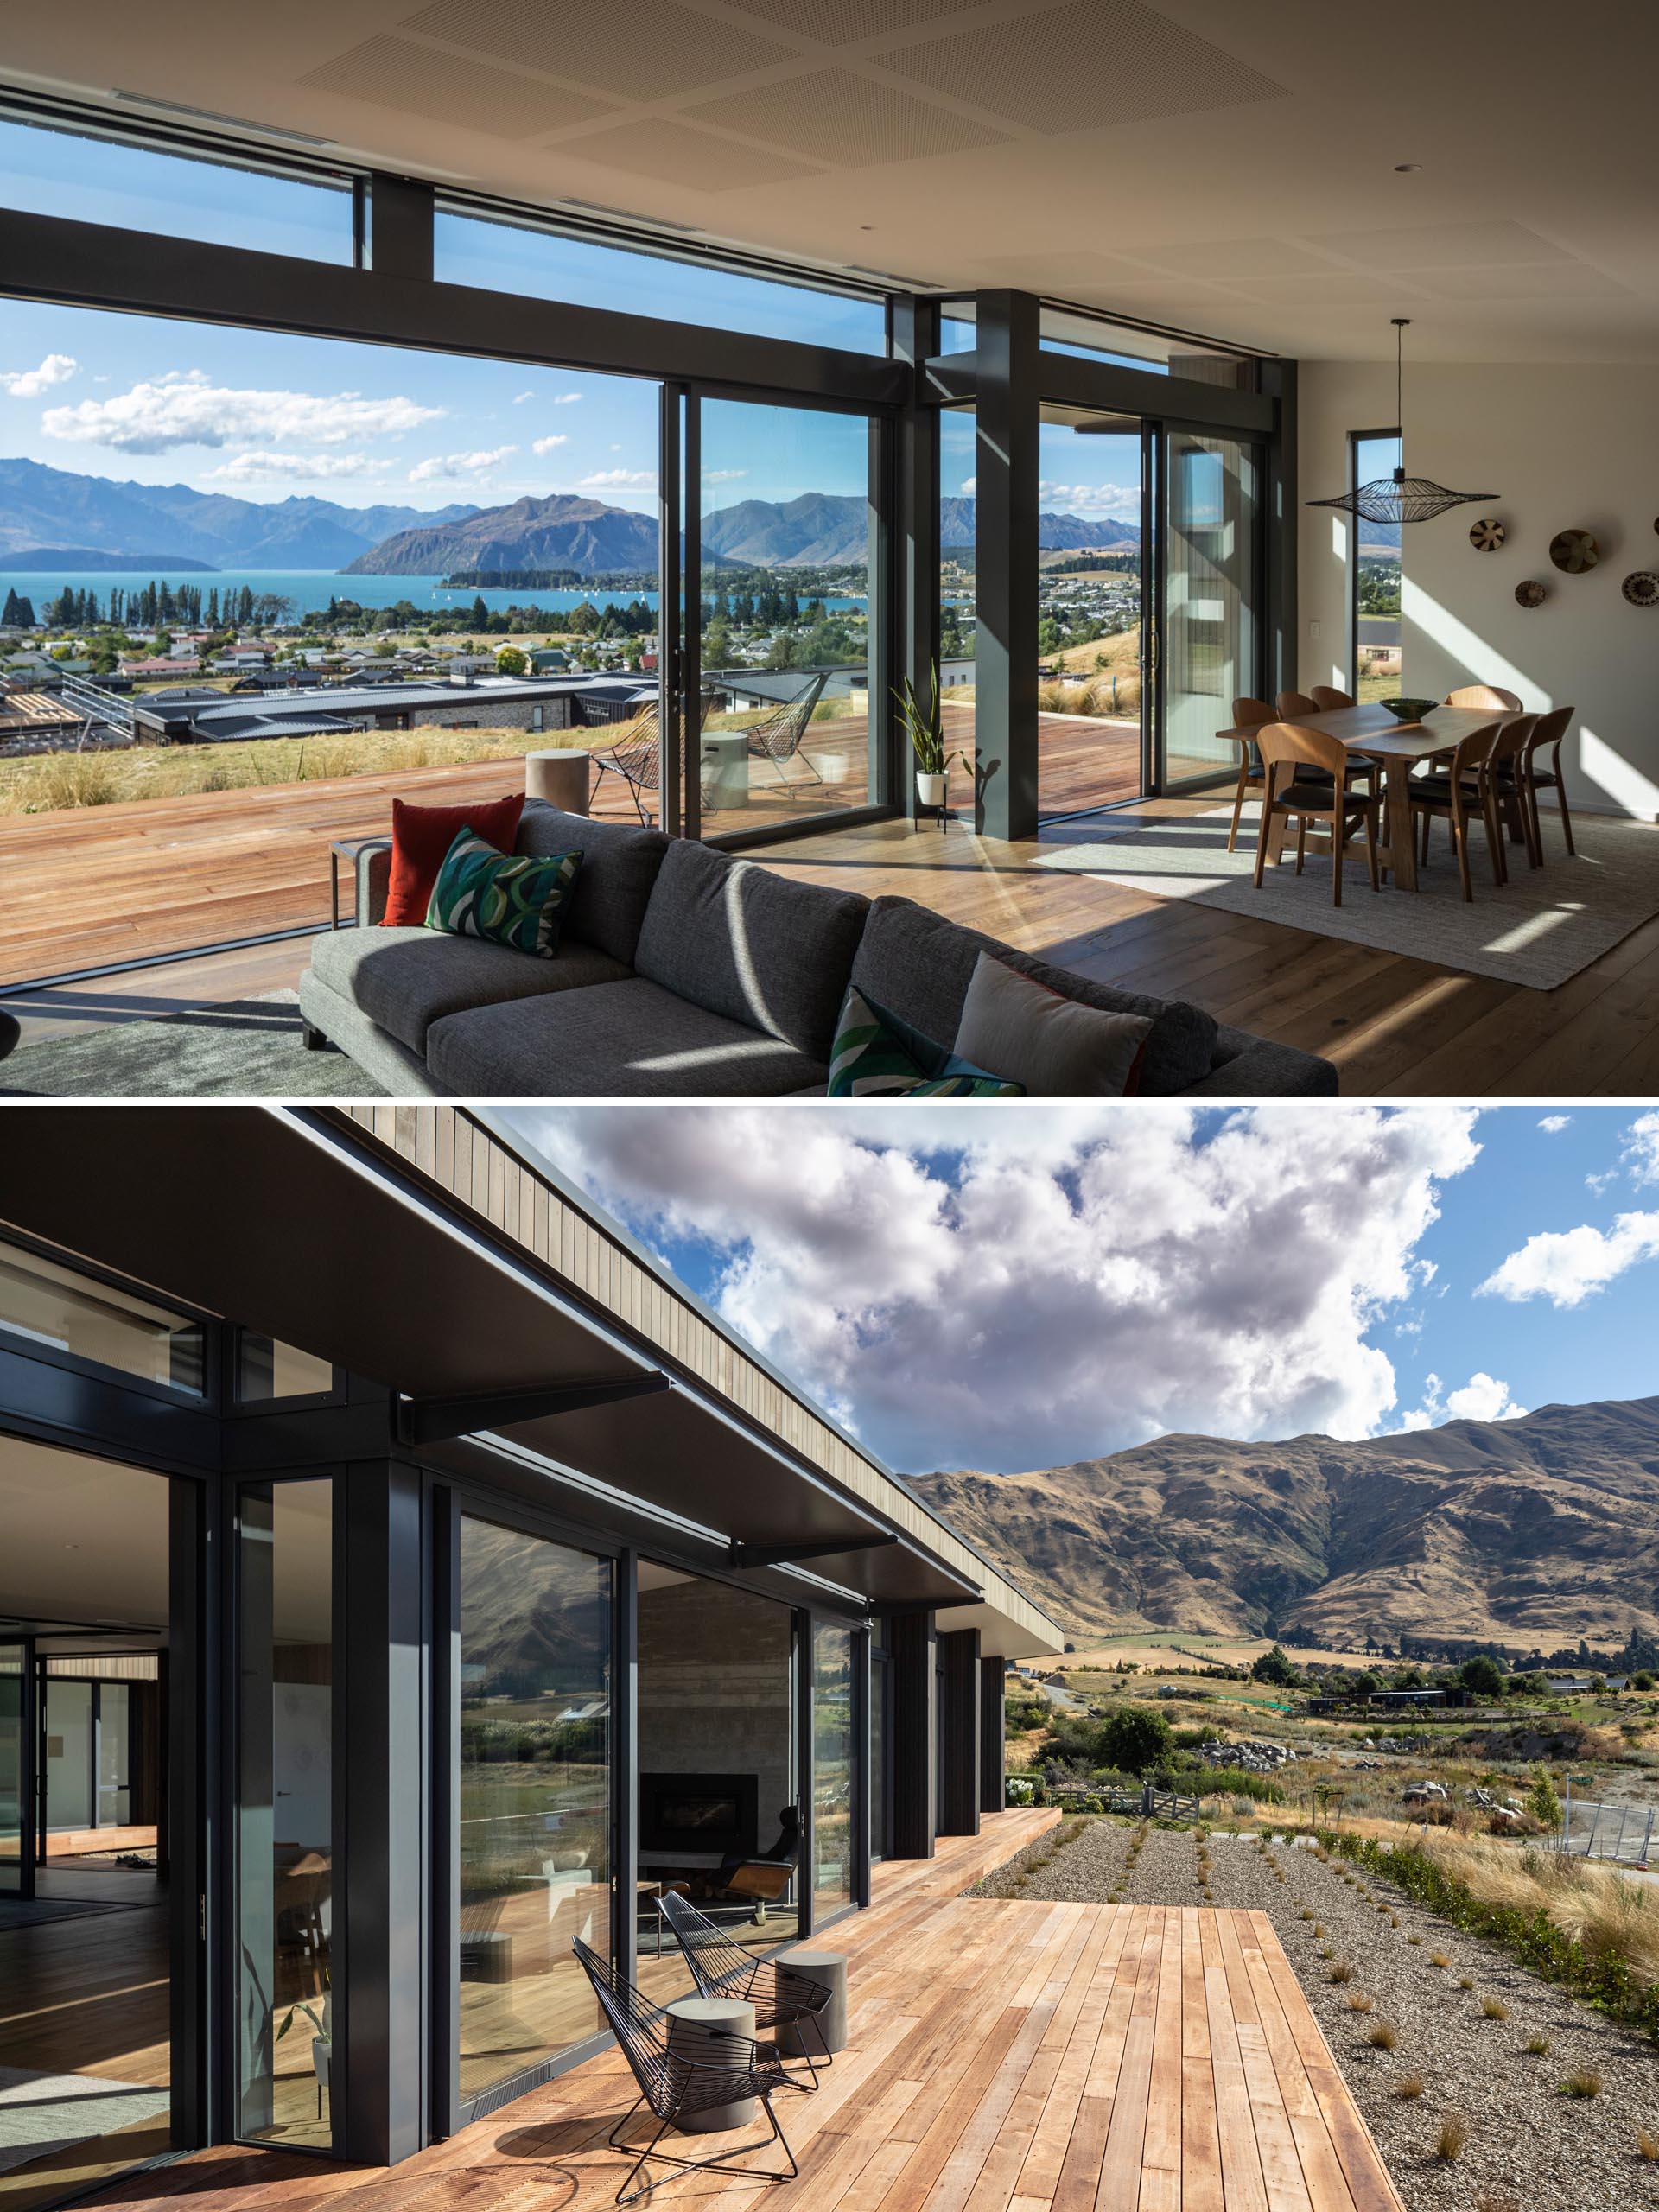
7 0 1659 362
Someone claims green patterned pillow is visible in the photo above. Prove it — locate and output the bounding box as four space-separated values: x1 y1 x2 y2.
828 985 1026 1097
424 827 582 957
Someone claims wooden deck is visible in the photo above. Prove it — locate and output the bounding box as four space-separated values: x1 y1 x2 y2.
76 1815 1402 2212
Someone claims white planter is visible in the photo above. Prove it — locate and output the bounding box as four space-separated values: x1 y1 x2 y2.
917 772 946 808
312 2037 331 2091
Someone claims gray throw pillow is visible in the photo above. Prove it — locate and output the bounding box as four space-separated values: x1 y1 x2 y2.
953 952 1153 1096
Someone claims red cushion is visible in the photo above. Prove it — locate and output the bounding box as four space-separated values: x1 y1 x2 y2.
383 793 524 926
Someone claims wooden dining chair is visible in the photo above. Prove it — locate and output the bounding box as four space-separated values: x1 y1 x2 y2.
1224 695 1274 852
1251 722 1382 908
1444 683 1522 712
1408 721 1518 899
1517 703 1576 857
1275 690 1320 717
1310 685 1354 709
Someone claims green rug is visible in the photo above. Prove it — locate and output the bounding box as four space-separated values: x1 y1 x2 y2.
0 993 386 1099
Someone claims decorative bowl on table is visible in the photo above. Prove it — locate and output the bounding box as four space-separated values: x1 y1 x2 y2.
1379 696 1438 724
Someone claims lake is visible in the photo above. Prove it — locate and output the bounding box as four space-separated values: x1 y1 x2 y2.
2 568 868 621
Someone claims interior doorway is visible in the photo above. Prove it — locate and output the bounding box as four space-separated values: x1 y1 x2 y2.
0 1440 181 2212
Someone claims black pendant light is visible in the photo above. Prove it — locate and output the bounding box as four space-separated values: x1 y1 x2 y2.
1307 319 1497 524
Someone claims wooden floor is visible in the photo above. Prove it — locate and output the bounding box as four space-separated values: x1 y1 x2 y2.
7 735 1658 1092
75 1815 1402 2212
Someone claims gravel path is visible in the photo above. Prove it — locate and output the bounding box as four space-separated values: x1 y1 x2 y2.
973 1820 1659 2212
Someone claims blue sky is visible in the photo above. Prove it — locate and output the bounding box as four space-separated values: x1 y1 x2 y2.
506 1104 1659 1475
940 411 1142 525
1 111 1140 529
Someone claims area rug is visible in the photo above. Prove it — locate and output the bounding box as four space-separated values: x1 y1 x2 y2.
0 992 387 1099
1030 805 1659 988
0 1895 150 1929
0 2066 172 2177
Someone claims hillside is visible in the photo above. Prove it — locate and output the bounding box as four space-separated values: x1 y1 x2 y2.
0 457 477 568
910 1395 1659 1647
345 492 658 578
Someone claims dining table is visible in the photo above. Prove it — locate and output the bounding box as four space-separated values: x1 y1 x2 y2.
1214 701 1519 892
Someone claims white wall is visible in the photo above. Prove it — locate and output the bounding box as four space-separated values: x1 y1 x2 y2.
1298 361 1659 819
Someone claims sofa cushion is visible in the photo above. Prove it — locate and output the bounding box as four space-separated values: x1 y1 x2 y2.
384 791 524 925
309 924 630 1055
514 798 669 966
632 840 868 1061
849 895 1217 1096
953 952 1151 1096
427 977 828 1097
828 984 1025 1097
425 828 583 957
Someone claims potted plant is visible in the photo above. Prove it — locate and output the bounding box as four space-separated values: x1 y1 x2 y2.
276 1982 331 2102
893 665 959 810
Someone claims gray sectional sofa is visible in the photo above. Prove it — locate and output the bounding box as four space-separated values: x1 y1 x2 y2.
298 798 1337 1097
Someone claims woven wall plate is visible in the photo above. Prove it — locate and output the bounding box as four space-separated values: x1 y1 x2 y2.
1550 528 1599 573
1469 518 1506 550
1623 570 1659 608
1515 579 1548 607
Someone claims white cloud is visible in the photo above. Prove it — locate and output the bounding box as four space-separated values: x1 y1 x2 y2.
1397 1370 1528 1431
553 391 583 404
1038 477 1141 518
512 391 536 404
203 449 390 483
1537 1115 1571 1133
512 1103 1483 1473
408 445 517 483
581 467 655 490
1 352 78 398
702 468 747 484
958 474 976 496
41 369 441 454
531 434 569 455
1478 1211 1659 1308
1618 1110 1659 1187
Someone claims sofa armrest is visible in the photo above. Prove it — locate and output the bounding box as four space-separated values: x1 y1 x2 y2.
1180 1026 1338 1097
354 838 394 928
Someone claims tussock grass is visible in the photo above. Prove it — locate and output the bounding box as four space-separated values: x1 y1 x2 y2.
1395 2072 1425 2100
1480 1996 1510 2020
1429 1952 1452 1968
1366 2021 1398 2050
1327 1961 1355 1983
1524 2032 1551 2056
1636 2126 1659 2161
1560 2069 1603 2099
1436 2113 1470 2161
1416 1834 1659 1988
1346 1990 1374 2013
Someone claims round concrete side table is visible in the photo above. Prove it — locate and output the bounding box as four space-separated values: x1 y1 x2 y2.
775 1948 848 2056
524 747 592 815
664 1995 758 2133
0 1012 18 1065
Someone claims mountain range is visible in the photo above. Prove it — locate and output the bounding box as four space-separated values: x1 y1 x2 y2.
0 457 478 569
909 1396 1659 1648
0 461 1140 579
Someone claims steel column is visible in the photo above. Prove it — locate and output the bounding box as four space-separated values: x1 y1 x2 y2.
972 291 1040 839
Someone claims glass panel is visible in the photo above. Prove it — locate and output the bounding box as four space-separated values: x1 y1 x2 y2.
1353 433 1403 702
98 1683 131 1827
235 1479 334 2151
44 1681 93 1833
1161 431 1259 789
0 1645 23 1894
0 1243 205 1395
938 406 977 810
812 1627 854 1921
635 1567 798 2005
435 208 887 353
0 113 354 263
237 1333 334 1402
1038 407 1144 818
457 1518 612 2103
694 399 878 836
868 1656 887 1865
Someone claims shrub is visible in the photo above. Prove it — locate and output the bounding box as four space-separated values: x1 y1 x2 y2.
1097 1707 1175 1777
1436 2113 1469 2161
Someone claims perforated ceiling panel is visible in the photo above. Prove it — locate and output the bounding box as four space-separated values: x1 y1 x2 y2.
880 0 1287 131
1311 219 1577 269
685 67 1010 167
297 33 617 137
401 0 799 101
561 116 825 189
1412 263 1631 301
967 249 1164 287
722 0 982 39
1140 237 1337 280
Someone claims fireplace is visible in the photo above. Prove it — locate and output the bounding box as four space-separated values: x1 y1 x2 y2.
639 1771 758 1858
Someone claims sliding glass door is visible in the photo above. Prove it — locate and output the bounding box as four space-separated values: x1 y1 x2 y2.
1157 427 1261 791
0 1642 27 1897
677 394 885 839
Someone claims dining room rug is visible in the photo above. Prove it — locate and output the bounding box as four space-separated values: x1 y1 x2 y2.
1030 805 1659 988
0 2066 172 2177
0 991 388 1098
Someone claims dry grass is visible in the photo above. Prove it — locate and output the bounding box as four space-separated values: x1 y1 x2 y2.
1429 1952 1452 1968
1327 1961 1355 1984
1416 1834 1659 1989
1560 2069 1603 2099
1637 2126 1659 2162
1346 1991 1375 2013
1436 2113 1470 2161
1480 1996 1510 2020
1395 2071 1424 2099
0 722 548 815
1525 2032 1552 2056
1036 673 1142 721
1366 2022 1398 2050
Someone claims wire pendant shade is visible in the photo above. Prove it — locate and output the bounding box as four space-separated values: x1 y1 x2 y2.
1306 320 1497 524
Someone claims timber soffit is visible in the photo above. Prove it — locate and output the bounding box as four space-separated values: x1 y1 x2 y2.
327 1104 1058 1649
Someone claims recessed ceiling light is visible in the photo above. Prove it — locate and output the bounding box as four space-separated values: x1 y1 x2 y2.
1393 162 1422 173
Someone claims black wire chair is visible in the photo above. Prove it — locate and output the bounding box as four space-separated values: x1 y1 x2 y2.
588 705 663 825
657 1890 834 2088
571 1936 798 2206
744 671 830 785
